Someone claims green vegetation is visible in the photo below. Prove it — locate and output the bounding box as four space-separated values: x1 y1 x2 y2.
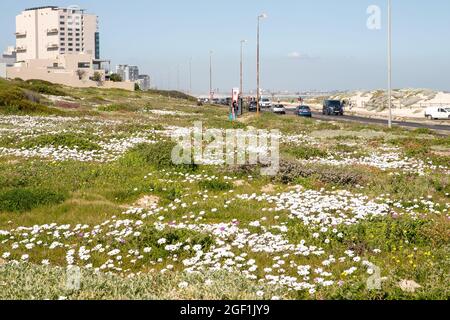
19 133 100 151
0 188 67 213
0 78 448 300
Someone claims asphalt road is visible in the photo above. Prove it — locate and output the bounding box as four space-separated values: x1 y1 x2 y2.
272 108 450 133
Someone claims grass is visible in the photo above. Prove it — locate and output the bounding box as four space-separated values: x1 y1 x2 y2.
0 79 448 300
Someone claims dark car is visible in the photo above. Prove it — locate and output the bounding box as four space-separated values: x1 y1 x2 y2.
248 101 257 112
297 105 312 118
323 100 344 115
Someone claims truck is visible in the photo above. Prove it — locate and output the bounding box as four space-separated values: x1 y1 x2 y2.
424 106 450 120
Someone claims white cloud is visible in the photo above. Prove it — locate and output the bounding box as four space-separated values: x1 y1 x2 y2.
287 52 317 60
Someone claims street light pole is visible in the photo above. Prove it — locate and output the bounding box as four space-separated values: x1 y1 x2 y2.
256 13 267 116
387 0 393 128
189 57 192 95
209 50 213 101
240 40 247 97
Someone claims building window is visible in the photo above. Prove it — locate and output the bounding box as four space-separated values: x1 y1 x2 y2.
68 43 73 46
60 27 65 31
68 33 73 36
76 48 80 52
68 48 73 51
76 43 80 47
60 37 65 41
76 38 80 41
76 33 80 36
60 32 65 36
68 38 73 41
60 22 65 25
61 43 65 46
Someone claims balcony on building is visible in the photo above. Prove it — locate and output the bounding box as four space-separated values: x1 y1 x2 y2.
47 28 59 35
15 31 27 38
16 45 27 52
47 43 59 50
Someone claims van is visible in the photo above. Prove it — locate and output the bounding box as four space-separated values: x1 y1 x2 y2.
322 100 344 116
425 107 450 120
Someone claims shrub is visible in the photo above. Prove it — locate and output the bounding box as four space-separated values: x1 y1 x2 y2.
124 142 198 171
20 79 67 96
199 180 231 191
92 72 102 82
0 188 67 212
282 145 327 160
274 160 366 186
19 133 100 151
109 73 122 82
98 104 139 112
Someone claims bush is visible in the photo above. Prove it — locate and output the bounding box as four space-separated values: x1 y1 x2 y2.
19 133 100 151
199 180 231 191
282 145 328 160
98 104 139 112
0 81 62 115
146 89 196 102
124 141 198 171
92 72 102 82
0 188 67 212
274 160 366 186
19 79 67 96
109 73 122 82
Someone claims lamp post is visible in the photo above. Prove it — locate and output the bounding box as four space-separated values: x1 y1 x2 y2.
209 50 214 102
240 40 247 97
256 13 267 115
387 0 392 128
189 57 192 95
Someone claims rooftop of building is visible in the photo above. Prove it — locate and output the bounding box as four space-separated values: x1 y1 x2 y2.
24 5 86 13
24 6 58 12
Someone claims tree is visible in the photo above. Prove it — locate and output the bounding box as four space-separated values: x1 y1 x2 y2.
92 72 102 83
109 73 122 82
76 69 86 80
134 83 141 91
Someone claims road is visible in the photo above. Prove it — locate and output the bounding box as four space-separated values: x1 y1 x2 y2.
271 108 450 133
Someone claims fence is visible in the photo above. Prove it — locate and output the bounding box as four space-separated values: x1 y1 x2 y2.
360 101 449 110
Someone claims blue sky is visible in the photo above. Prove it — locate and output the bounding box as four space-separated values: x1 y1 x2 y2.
1 0 449 93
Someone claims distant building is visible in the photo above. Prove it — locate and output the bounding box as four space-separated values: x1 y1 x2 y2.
15 5 99 61
115 65 139 82
0 46 17 78
137 74 151 91
7 6 134 90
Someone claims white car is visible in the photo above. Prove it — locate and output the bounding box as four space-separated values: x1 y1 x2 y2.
425 107 450 120
272 104 286 114
259 98 272 109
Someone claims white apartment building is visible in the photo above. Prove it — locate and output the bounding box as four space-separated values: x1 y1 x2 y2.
116 65 139 82
7 6 134 90
15 5 99 62
137 74 151 91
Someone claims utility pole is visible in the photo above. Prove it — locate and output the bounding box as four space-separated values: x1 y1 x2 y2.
209 50 214 101
240 40 247 97
177 64 180 91
189 57 192 95
388 0 393 128
256 13 267 115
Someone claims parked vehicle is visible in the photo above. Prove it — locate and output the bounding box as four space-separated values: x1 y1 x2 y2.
248 101 257 112
425 107 450 120
296 105 312 118
259 97 272 109
322 100 344 115
272 104 286 115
